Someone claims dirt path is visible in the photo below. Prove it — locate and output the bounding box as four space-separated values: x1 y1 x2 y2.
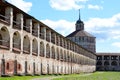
32 76 61 80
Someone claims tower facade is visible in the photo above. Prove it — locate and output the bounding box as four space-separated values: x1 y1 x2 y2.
66 10 96 53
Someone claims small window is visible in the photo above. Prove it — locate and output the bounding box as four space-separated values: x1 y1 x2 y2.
6 62 9 70
29 65 30 70
18 64 21 70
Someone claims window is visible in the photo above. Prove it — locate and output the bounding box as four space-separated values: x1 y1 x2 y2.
79 37 81 41
29 65 30 70
6 62 9 70
18 64 21 70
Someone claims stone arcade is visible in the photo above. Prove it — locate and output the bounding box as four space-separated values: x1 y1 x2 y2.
96 53 120 71
0 0 96 76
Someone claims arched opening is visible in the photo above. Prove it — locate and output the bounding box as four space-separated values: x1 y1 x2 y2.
97 61 102 65
64 51 66 62
23 35 30 54
51 32 55 44
67 51 69 62
13 31 21 52
40 42 44 57
57 48 59 60
46 44 50 58
69 53 72 63
32 38 38 56
74 54 76 63
111 61 117 66
46 29 50 42
60 49 63 61
52 46 55 59
72 54 74 63
75 55 77 63
104 61 109 66
60 38 63 47
63 40 66 48
0 27 10 49
70 44 72 51
32 23 38 37
40 27 45 39
0 6 10 24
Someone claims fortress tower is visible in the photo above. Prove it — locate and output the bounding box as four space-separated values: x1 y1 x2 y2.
67 10 96 53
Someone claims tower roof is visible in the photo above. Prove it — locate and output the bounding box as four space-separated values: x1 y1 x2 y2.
66 30 95 37
67 9 95 38
76 9 83 24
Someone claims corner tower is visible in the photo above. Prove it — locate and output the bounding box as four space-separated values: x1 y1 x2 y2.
66 10 96 53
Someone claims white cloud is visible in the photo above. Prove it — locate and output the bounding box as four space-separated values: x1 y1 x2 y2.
41 19 75 36
112 42 120 48
88 4 103 10
49 0 87 10
84 13 120 43
41 13 120 42
7 0 32 13
108 30 120 39
41 13 120 52
85 13 120 32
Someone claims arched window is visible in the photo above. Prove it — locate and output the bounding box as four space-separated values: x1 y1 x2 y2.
111 61 117 66
104 61 109 66
40 42 44 57
60 49 63 61
13 31 21 52
0 27 10 49
52 46 55 59
97 61 102 65
46 44 50 58
32 38 38 55
23 35 30 54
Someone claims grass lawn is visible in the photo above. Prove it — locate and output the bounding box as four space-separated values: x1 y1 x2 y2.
52 72 120 80
0 75 52 80
0 72 120 80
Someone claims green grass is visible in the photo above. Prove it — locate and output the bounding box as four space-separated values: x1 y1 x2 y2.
0 75 52 80
1 72 120 80
52 72 120 80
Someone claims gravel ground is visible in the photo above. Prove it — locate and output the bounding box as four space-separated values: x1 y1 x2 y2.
32 73 92 80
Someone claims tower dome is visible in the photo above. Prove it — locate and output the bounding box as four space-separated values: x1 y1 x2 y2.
76 19 83 24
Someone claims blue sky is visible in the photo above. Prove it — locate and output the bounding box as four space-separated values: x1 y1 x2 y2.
7 0 120 53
